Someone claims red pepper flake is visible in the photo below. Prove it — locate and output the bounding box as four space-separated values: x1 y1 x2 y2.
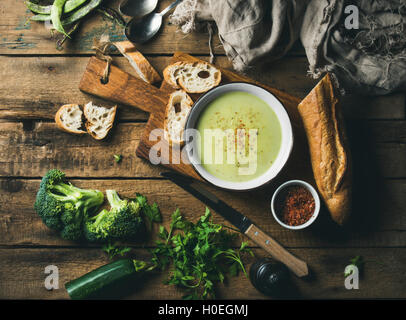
275 186 315 226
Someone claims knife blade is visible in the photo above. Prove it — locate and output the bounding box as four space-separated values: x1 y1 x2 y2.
161 171 309 278
161 172 253 233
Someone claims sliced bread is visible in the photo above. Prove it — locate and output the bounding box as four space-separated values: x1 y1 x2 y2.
83 102 117 140
114 41 162 84
164 90 194 145
55 104 86 135
163 61 221 93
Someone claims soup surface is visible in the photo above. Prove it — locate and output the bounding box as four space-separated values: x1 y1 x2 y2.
196 91 282 182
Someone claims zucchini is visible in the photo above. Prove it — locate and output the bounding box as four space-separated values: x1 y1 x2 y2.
65 259 154 300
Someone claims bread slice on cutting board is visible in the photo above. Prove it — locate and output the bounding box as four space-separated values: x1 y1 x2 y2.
163 61 221 93
114 41 162 84
298 73 352 225
55 104 87 135
83 102 117 140
164 90 194 145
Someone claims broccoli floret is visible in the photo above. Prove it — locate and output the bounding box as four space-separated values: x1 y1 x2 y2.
34 169 104 241
84 190 144 242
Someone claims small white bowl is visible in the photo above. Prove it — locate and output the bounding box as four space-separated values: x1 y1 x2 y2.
271 180 320 230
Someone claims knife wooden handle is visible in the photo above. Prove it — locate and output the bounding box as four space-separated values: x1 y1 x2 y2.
245 224 308 277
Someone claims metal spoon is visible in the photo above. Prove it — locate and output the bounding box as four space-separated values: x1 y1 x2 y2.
119 0 158 19
125 0 183 44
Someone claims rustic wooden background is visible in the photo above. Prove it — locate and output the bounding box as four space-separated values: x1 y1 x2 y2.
0 0 405 299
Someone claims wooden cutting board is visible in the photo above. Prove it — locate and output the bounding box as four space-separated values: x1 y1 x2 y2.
79 52 315 186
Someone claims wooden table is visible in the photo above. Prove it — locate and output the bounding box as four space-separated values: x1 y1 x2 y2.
0 0 405 299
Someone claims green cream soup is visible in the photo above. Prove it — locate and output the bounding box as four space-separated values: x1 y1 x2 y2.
196 91 282 182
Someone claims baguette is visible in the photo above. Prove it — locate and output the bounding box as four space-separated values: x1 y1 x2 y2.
163 61 221 93
298 74 352 225
114 41 162 84
164 90 194 145
55 104 86 135
83 102 117 140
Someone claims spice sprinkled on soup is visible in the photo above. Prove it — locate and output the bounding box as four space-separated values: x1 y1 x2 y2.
196 91 282 182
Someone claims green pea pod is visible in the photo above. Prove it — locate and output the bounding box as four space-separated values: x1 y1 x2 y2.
51 0 70 37
25 1 52 15
65 0 89 13
25 0 88 15
31 0 103 26
62 0 103 25
30 14 51 22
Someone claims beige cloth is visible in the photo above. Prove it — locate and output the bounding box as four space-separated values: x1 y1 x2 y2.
170 0 309 71
171 0 406 95
301 0 406 95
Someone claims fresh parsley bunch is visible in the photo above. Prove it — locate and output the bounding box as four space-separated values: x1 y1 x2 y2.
135 193 162 230
102 242 132 260
151 208 254 300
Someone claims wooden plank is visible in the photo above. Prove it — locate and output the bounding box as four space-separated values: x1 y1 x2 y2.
342 95 406 120
0 56 404 121
0 0 226 55
349 120 406 143
0 121 404 178
1 179 405 247
0 247 405 299
0 122 158 178
0 56 152 121
1 0 308 57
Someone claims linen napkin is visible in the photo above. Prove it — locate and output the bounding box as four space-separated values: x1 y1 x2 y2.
170 0 406 95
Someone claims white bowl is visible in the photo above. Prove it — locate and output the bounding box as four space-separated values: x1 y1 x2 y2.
271 180 321 230
185 82 294 191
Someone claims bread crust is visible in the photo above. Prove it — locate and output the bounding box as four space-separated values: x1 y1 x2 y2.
298 73 352 225
55 104 86 135
114 41 162 84
84 104 117 140
163 61 222 93
164 90 194 146
163 62 183 88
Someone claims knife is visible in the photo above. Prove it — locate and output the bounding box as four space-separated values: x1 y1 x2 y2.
161 172 309 278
